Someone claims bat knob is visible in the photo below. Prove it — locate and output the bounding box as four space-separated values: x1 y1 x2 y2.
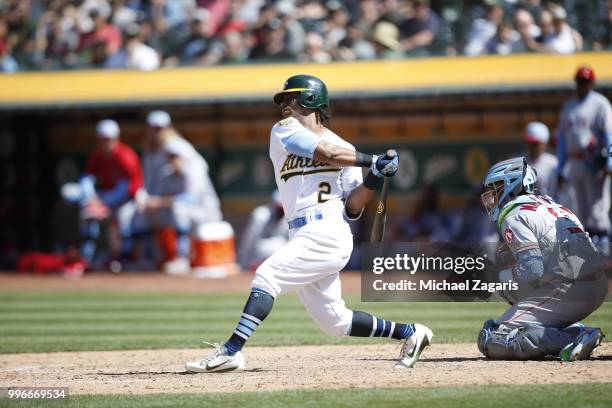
386 149 397 158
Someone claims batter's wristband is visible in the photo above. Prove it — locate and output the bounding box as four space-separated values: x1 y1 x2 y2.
355 151 373 167
363 171 381 190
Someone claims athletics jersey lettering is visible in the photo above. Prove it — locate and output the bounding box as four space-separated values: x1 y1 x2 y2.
279 154 341 181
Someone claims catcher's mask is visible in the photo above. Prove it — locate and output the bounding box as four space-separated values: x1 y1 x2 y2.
481 156 537 223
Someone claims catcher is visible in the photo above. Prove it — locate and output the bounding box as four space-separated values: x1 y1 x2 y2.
478 156 607 361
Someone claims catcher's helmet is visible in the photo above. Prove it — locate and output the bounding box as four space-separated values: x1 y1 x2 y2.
273 74 329 109
481 156 537 223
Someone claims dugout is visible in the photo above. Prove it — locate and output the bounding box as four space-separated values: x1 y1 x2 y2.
1 52 611 261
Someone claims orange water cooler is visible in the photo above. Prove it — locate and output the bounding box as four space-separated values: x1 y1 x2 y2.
191 221 239 278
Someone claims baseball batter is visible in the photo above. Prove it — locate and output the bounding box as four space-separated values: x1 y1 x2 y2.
557 66 612 253
186 74 433 372
478 157 607 361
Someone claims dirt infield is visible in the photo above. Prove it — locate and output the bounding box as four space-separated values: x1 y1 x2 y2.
1 273 610 396
0 271 361 293
1 343 611 395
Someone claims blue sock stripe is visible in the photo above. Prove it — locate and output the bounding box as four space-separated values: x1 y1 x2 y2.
374 318 384 337
401 324 415 339
224 340 241 355
234 327 251 338
242 313 262 325
382 320 393 337
237 322 255 336
238 318 259 331
369 317 377 337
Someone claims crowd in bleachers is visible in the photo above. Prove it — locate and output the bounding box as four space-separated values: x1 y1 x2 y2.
1 0 611 73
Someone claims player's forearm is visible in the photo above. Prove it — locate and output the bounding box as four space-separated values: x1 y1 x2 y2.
345 171 382 216
346 184 376 217
313 141 373 167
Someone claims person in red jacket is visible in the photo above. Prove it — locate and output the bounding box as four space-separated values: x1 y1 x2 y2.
63 119 143 268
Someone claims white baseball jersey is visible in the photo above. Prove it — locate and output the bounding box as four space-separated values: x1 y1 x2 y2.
557 90 612 234
144 136 222 222
269 117 363 221
526 152 557 197
558 90 612 156
499 194 602 282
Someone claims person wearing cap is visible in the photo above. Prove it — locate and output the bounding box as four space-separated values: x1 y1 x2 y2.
523 121 558 197
557 65 612 253
132 111 222 274
237 190 288 272
371 21 405 59
76 119 143 266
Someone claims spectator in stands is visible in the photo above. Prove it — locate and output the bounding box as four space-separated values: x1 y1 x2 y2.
219 30 254 64
84 9 122 57
521 0 545 21
2 0 608 70
464 2 504 56
133 111 222 274
522 5 581 54
0 42 18 73
124 23 160 70
201 30 254 65
321 3 350 51
36 6 81 70
334 22 376 61
513 8 540 44
298 31 331 63
379 0 412 26
110 0 140 31
5 0 37 69
398 0 440 56
180 8 214 65
371 21 404 59
249 14 294 61
237 190 288 272
484 19 524 55
234 0 265 27
593 0 612 50
523 121 558 197
197 0 231 37
0 15 18 72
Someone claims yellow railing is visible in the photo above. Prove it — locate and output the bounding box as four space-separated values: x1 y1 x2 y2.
1 52 611 106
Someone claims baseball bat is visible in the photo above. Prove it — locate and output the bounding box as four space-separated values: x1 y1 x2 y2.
370 149 396 244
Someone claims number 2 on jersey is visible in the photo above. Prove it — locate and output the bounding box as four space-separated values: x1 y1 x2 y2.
318 182 331 203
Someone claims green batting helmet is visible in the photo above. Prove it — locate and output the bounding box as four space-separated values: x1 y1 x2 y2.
273 74 329 109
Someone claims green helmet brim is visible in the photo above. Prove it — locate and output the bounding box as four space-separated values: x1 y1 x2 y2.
273 88 310 104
